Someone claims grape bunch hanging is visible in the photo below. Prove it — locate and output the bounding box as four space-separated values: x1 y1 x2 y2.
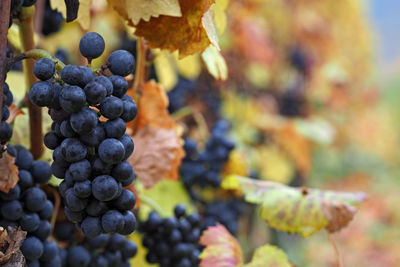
29 32 137 237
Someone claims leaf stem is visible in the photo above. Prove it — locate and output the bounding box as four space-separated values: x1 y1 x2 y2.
18 6 44 159
326 231 343 267
139 195 165 217
0 0 11 155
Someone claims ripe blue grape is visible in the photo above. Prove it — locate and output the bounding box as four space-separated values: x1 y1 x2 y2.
98 138 125 164
100 96 123 119
21 237 44 261
107 50 135 77
70 107 98 134
92 175 119 201
29 81 54 107
59 85 86 113
79 32 105 59
33 58 55 81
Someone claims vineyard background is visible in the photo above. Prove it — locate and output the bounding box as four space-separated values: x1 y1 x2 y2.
1 0 399 266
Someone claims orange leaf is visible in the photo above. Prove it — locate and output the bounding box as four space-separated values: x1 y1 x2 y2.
127 81 185 188
136 81 174 130
135 0 216 57
0 153 19 193
199 224 243 267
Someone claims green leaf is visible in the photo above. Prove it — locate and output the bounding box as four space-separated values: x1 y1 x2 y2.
222 175 367 237
201 45 227 80
244 245 292 267
137 179 195 220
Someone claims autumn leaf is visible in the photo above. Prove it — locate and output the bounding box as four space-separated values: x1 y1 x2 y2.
127 81 185 188
107 0 181 25
135 81 175 129
222 175 367 237
244 245 292 267
0 153 19 193
0 227 27 266
128 126 183 188
201 45 228 80
50 0 93 30
200 224 292 267
135 0 218 57
199 224 243 267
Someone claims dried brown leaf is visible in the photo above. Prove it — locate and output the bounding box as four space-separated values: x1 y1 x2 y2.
0 227 27 266
128 126 183 188
0 153 19 193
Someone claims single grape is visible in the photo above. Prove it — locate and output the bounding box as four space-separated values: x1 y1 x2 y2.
91 175 119 201
21 237 44 261
107 50 135 77
33 58 55 81
79 32 105 59
29 81 54 107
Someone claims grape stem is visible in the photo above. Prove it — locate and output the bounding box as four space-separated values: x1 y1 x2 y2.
9 49 66 73
139 195 165 217
0 0 12 156
18 6 44 159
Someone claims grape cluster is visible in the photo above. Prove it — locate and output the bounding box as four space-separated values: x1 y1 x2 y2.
167 76 195 113
180 120 235 188
0 82 14 149
54 223 137 267
202 200 244 234
0 146 61 266
141 205 201 267
29 32 137 237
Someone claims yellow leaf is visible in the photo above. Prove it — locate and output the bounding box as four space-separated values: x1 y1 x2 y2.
201 45 227 80
202 7 220 50
108 0 181 25
50 0 93 30
222 176 367 237
154 51 178 91
213 0 227 34
244 245 292 267
176 53 202 79
135 0 217 58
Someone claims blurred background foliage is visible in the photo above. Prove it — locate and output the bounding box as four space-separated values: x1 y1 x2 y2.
6 0 400 266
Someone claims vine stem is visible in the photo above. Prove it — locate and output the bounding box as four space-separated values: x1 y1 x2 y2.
132 37 147 93
131 37 147 135
139 195 165 217
326 230 344 267
18 7 44 159
0 0 12 154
